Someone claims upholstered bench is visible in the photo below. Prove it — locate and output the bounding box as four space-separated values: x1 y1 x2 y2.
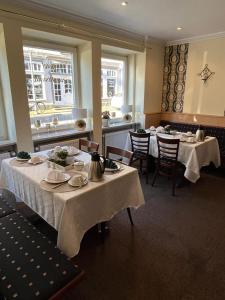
160 120 225 168
0 197 84 300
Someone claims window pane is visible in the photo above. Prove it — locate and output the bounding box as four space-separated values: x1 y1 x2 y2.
101 57 125 118
23 46 75 133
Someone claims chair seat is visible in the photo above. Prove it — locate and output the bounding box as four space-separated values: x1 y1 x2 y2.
0 195 15 218
0 212 81 300
133 150 149 159
159 157 177 168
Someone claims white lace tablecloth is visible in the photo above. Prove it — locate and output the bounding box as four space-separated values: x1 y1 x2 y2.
0 151 145 257
125 132 221 183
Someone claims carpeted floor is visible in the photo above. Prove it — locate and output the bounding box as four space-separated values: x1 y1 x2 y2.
22 171 225 300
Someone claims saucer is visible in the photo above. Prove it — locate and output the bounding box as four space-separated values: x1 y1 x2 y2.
68 176 88 187
44 173 71 184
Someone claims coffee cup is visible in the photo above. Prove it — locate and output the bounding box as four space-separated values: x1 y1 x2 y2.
74 161 84 171
68 174 85 187
31 156 41 164
47 170 65 181
187 131 192 136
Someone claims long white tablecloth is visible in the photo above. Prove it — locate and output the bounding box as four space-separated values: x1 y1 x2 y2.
0 151 145 257
125 132 221 183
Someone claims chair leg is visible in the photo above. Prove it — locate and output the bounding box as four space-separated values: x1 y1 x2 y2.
152 170 158 186
127 208 134 225
172 170 177 196
139 159 143 174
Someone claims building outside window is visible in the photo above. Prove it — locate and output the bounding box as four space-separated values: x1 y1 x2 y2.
23 45 76 132
101 56 126 118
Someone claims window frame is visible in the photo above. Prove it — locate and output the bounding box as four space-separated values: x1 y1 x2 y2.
23 40 79 107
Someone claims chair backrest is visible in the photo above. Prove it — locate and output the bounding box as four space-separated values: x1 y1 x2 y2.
106 146 133 166
157 135 180 162
129 131 150 156
79 138 99 153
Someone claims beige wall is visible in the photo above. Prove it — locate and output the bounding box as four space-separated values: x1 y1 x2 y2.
144 42 164 114
184 36 225 116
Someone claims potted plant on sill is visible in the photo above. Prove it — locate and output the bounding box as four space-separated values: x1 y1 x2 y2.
102 111 111 127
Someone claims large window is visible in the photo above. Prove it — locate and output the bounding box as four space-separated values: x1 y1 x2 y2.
101 56 126 118
23 45 77 133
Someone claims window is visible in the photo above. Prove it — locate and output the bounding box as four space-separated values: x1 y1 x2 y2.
101 56 126 118
23 45 77 133
53 78 62 101
64 79 72 94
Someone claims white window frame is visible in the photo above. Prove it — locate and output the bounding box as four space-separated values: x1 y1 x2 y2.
23 40 79 106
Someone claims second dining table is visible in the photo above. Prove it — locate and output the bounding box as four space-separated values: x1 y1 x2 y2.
0 150 145 257
125 130 221 183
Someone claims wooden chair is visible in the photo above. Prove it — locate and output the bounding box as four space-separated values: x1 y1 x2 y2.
152 135 180 196
129 131 151 183
106 145 134 225
79 138 99 153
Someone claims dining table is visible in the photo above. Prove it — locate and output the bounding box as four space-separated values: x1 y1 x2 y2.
125 130 221 183
0 150 145 258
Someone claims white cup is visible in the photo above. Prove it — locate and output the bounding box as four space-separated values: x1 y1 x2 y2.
31 156 41 164
187 131 192 136
74 161 84 171
47 170 65 181
69 174 85 187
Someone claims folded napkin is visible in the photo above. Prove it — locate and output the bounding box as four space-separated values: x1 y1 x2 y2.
150 126 156 130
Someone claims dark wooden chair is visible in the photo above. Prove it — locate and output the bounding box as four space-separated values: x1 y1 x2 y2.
152 135 180 196
78 138 99 153
106 145 134 225
129 131 151 183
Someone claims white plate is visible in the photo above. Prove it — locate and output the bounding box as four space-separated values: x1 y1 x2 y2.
16 157 30 161
68 149 80 156
63 147 80 156
28 158 45 165
105 162 121 172
68 177 88 187
44 173 71 184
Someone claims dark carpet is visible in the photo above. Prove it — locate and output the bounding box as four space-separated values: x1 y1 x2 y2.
20 171 225 300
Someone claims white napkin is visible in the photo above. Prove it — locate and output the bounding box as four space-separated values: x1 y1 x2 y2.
150 126 156 131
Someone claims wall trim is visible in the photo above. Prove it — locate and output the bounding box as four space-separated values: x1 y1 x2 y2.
0 0 145 52
167 31 225 46
145 112 225 128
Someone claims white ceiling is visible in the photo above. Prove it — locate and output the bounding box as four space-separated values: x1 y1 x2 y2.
26 0 225 41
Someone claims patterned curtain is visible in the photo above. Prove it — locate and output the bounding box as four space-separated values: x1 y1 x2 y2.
161 44 189 113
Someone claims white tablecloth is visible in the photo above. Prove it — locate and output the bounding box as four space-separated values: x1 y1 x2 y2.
125 132 221 183
0 151 145 257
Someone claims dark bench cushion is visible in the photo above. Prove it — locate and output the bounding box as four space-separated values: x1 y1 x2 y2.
0 194 15 218
0 212 81 300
